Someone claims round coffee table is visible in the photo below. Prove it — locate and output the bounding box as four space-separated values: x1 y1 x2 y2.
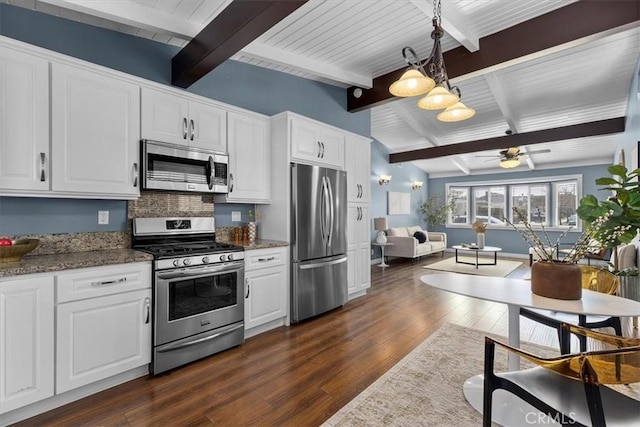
451 245 502 269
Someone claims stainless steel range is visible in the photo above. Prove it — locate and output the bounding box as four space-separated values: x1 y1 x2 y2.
132 217 245 375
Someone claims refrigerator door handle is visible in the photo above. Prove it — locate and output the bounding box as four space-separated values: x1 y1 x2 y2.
320 175 327 246
326 175 335 247
299 256 348 270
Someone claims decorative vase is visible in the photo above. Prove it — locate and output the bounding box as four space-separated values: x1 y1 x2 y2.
376 231 387 244
531 261 582 300
476 233 485 249
247 222 257 242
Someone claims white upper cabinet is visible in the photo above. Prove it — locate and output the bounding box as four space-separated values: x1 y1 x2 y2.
345 134 372 203
290 115 345 169
217 110 271 203
0 47 49 192
141 87 227 153
51 63 140 198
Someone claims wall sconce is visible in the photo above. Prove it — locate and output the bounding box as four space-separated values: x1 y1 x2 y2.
412 181 423 190
378 175 391 185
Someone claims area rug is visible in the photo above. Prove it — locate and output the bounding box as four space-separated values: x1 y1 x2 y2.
422 256 522 277
322 323 640 427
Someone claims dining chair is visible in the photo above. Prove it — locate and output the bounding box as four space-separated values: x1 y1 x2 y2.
520 265 622 353
483 323 640 427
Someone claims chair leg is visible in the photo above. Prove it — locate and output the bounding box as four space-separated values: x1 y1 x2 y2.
483 340 496 427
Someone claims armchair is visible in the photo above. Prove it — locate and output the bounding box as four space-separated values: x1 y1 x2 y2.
483 323 640 427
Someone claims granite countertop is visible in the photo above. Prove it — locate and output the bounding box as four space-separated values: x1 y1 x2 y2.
0 249 153 278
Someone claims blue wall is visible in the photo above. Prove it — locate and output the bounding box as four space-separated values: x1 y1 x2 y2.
371 140 429 258
0 3 370 235
429 164 610 255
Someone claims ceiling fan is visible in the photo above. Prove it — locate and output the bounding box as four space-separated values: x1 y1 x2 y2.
475 147 551 168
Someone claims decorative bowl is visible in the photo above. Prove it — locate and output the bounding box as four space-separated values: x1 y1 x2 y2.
0 239 40 263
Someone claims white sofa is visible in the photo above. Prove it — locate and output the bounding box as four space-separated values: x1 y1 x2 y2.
384 225 447 261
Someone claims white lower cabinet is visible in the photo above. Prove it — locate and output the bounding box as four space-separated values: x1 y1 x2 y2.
55 263 151 393
244 247 287 334
0 274 54 414
347 204 370 297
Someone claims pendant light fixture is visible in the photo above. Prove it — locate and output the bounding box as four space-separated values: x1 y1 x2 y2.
389 0 475 122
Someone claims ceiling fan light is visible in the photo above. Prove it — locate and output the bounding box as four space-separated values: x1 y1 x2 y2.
437 102 476 122
500 158 521 169
389 69 435 97
417 85 459 110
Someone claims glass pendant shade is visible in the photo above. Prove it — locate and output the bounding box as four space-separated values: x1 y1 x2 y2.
436 102 476 122
500 158 520 168
417 85 459 110
389 69 435 97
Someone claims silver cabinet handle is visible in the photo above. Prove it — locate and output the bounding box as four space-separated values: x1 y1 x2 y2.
39 152 46 182
144 297 150 324
182 117 188 139
229 173 234 192
317 141 322 158
258 256 276 262
190 119 195 141
133 162 138 187
320 142 325 158
91 277 127 287
245 278 250 299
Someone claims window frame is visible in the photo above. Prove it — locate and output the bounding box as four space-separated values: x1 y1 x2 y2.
444 175 582 232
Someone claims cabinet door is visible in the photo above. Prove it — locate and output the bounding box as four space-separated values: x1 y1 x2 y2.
225 111 270 203
290 117 322 163
56 289 151 393
51 63 140 197
141 87 189 146
245 265 286 330
0 47 49 192
345 135 371 203
0 275 54 414
356 205 371 292
188 99 227 152
320 127 345 169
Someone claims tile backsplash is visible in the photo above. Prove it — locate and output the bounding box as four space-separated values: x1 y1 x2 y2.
128 191 215 219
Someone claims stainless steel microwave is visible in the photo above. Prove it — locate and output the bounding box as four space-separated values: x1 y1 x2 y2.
141 140 228 193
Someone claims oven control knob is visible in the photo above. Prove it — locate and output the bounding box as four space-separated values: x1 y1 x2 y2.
202 256 210 264
219 254 227 262
173 259 181 267
183 259 191 266
227 253 234 261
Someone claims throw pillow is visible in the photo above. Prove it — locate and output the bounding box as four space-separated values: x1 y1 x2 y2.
413 231 427 244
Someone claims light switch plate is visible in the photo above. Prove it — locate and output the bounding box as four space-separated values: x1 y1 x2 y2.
231 211 241 222
98 210 109 225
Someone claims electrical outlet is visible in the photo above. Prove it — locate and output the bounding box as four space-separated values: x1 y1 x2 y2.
371 248 374 255
231 211 241 222
98 210 109 225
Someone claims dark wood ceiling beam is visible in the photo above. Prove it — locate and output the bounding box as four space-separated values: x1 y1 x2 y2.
389 117 625 163
172 0 307 88
348 0 640 112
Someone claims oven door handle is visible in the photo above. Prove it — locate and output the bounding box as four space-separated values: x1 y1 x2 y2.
156 323 244 353
157 262 243 280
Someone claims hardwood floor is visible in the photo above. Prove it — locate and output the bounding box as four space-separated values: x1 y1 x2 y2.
13 255 638 427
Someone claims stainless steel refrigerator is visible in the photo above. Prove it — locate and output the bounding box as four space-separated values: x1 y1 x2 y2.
291 163 348 323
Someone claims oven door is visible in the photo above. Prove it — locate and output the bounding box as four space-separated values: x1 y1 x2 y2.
155 260 244 346
142 140 228 193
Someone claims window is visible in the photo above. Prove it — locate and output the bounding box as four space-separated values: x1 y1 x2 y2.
473 186 506 224
510 185 548 225
445 175 581 230
449 187 469 224
554 181 578 226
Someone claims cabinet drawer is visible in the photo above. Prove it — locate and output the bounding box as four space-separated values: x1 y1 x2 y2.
244 247 286 271
57 262 151 303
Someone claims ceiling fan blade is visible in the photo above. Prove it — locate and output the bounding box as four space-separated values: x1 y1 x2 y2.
521 149 551 156
475 155 500 158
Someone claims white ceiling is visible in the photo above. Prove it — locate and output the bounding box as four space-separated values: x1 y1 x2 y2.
5 0 640 177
